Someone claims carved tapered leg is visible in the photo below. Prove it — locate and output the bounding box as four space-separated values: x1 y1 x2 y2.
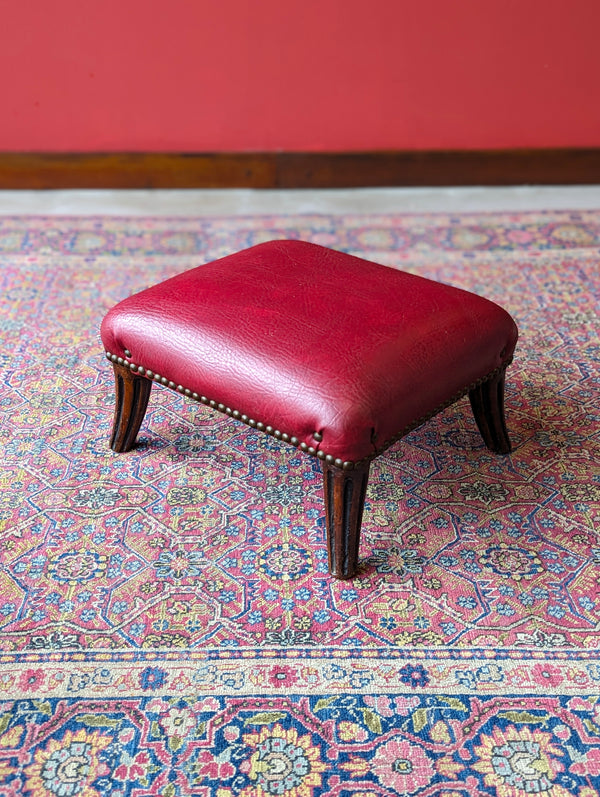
109 362 152 452
322 462 370 579
469 368 511 454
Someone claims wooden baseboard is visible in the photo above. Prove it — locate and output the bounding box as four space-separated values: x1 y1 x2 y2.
0 149 599 189
0 153 276 190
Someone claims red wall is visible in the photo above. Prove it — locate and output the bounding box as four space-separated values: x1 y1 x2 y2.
2 0 600 152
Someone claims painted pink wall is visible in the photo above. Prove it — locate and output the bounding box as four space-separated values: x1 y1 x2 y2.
2 0 600 152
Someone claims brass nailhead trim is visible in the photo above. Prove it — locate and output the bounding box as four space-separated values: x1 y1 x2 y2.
105 350 512 471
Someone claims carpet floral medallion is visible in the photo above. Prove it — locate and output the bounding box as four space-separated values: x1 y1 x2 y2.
0 210 599 795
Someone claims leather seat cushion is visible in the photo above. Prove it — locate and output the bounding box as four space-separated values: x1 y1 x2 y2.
101 240 518 463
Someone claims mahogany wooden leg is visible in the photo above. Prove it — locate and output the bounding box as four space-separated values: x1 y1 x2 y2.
322 461 370 579
469 368 511 454
109 362 152 453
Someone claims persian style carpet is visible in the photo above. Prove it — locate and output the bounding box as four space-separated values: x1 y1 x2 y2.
0 210 599 796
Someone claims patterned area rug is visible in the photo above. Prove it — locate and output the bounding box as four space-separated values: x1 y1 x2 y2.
1 211 599 796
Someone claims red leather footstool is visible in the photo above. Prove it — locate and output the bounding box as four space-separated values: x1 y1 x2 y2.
101 240 518 578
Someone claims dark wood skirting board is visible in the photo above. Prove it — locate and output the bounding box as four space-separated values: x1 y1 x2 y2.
1 149 599 189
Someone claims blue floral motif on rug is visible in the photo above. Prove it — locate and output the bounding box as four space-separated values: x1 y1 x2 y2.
1 693 600 796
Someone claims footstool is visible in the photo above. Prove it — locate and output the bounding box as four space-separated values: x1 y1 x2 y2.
100 240 518 579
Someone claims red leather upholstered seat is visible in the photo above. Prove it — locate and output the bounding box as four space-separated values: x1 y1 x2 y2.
102 240 517 466
101 240 518 577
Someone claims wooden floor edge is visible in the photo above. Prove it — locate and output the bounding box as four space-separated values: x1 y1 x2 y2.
0 149 599 189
